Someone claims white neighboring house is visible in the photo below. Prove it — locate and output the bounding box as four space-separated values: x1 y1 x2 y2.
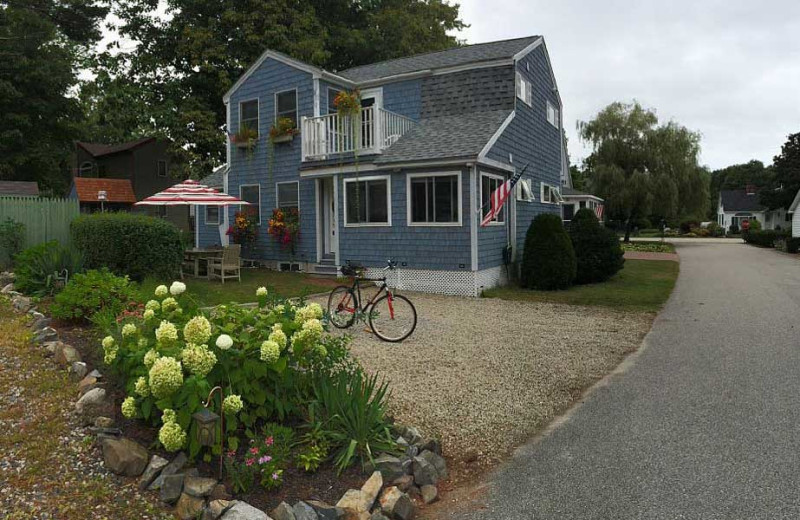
717 187 787 232
561 187 604 222
787 188 800 237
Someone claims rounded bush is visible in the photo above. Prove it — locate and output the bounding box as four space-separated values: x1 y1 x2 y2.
521 213 576 290
569 209 625 284
50 268 136 322
71 213 184 281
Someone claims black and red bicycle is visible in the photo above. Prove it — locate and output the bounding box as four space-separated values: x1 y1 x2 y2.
326 259 417 342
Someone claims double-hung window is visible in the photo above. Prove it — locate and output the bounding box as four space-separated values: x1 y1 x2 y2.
547 101 560 128
276 181 299 211
481 172 506 224
239 100 259 136
240 184 261 223
344 176 390 226
515 72 532 106
408 173 461 226
327 88 342 114
541 182 562 204
275 90 298 127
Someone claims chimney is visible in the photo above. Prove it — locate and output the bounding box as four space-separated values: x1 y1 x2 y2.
745 184 756 195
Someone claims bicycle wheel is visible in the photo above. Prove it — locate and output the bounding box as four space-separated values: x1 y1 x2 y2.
327 285 357 329
368 293 417 342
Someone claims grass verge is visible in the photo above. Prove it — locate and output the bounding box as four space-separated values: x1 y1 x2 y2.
621 241 677 253
483 259 679 312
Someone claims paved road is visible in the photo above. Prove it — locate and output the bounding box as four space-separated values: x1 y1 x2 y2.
449 242 800 519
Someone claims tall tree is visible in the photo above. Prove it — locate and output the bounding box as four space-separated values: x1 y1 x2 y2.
97 0 466 178
579 101 708 240
761 132 800 210
0 0 108 194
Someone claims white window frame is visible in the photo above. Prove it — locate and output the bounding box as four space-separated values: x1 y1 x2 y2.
515 72 532 107
274 88 299 127
480 171 507 226
343 174 392 227
406 171 462 227
540 182 563 204
515 178 534 202
205 205 220 225
239 184 262 224
157 160 167 177
547 100 559 128
276 180 300 211
327 87 343 114
239 98 260 137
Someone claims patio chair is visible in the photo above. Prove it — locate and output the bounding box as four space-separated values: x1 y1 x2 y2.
208 244 241 284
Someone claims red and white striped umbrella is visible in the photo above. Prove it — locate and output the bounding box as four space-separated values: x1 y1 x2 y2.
134 179 249 206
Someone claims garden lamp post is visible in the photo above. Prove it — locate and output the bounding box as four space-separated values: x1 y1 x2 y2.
194 386 224 480
97 190 107 212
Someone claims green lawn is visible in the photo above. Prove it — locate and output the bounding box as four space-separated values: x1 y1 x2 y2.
483 259 679 312
621 241 677 253
138 269 340 307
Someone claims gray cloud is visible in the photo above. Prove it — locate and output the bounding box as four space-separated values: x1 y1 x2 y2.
456 0 800 169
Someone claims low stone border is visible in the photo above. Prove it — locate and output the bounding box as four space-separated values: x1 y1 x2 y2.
1 271 448 520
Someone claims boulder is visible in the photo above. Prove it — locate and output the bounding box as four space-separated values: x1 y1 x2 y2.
75 387 107 424
30 315 51 331
160 473 185 504
220 501 269 520
33 326 58 343
70 361 88 379
361 471 383 510
370 513 390 520
149 452 188 490
411 457 438 487
77 374 101 396
417 439 441 456
42 340 62 357
139 455 169 490
184 476 218 497
0 271 14 286
100 437 149 476
368 455 405 481
391 475 415 493
271 502 296 520
55 344 81 366
398 426 422 446
94 416 114 428
175 492 206 520
378 487 415 520
204 500 235 520
418 451 447 480
12 295 33 313
209 484 232 502
336 490 371 514
1 283 14 294
292 501 319 520
420 485 438 504
306 500 343 520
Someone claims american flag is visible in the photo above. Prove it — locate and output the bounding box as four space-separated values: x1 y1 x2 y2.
480 164 529 227
595 204 604 220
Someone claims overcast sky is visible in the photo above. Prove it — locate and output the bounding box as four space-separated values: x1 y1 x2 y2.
455 0 800 170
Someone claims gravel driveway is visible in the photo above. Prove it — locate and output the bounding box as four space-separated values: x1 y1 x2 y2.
314 290 652 473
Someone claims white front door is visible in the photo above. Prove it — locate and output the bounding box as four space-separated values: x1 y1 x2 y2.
320 178 337 255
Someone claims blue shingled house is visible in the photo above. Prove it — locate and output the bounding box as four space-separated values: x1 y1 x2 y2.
196 36 567 296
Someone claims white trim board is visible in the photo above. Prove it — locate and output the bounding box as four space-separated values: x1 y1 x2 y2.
478 111 516 159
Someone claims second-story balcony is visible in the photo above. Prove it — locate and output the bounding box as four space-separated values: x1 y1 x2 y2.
301 106 416 162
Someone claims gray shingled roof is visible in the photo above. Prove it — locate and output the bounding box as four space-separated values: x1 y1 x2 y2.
720 189 766 212
374 109 511 164
0 181 39 197
201 164 227 189
338 36 540 83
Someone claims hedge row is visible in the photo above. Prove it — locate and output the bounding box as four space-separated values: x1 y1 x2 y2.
71 213 184 281
742 229 789 248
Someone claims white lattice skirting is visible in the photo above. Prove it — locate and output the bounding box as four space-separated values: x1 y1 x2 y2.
362 266 508 297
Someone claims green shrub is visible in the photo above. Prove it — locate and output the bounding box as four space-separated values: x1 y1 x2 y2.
50 269 136 323
729 224 740 235
787 237 800 254
0 218 25 269
569 209 624 284
13 241 84 296
521 213 576 290
71 212 184 281
743 229 788 247
679 219 700 234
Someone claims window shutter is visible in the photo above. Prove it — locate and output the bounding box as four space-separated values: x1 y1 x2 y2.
526 81 532 105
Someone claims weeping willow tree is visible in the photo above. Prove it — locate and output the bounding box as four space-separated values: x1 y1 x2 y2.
579 101 709 241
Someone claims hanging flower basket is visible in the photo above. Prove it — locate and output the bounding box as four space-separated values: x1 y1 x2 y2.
334 89 361 117
269 117 299 144
230 126 258 150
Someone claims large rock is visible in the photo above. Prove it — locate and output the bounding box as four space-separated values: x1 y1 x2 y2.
204 500 235 520
175 492 206 520
410 457 437 487
30 314 51 331
160 473 185 504
77 374 102 396
12 295 33 312
378 487 415 520
220 501 269 520
337 490 371 515
149 452 188 490
418 450 447 480
100 437 149 476
361 471 383 510
306 500 343 520
70 361 88 379
370 513 390 520
368 455 405 481
391 475 414 493
139 455 169 490
209 484 232 501
55 344 81 366
420 485 438 504
1 282 14 294
42 340 62 358
0 271 14 286
292 501 319 520
184 476 218 497
33 326 57 343
75 387 107 424
271 502 296 520
417 438 442 456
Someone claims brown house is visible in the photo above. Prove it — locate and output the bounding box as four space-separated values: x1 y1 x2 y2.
73 138 190 231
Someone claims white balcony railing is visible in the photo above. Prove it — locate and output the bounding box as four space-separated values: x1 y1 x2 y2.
301 106 416 161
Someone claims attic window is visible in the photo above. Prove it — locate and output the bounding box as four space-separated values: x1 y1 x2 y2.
515 72 532 107
275 90 298 126
547 101 559 128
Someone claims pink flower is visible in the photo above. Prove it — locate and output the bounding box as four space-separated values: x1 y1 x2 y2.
272 472 279 480
245 458 255 466
265 436 274 446
226 450 236 458
258 455 272 464
249 447 259 455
